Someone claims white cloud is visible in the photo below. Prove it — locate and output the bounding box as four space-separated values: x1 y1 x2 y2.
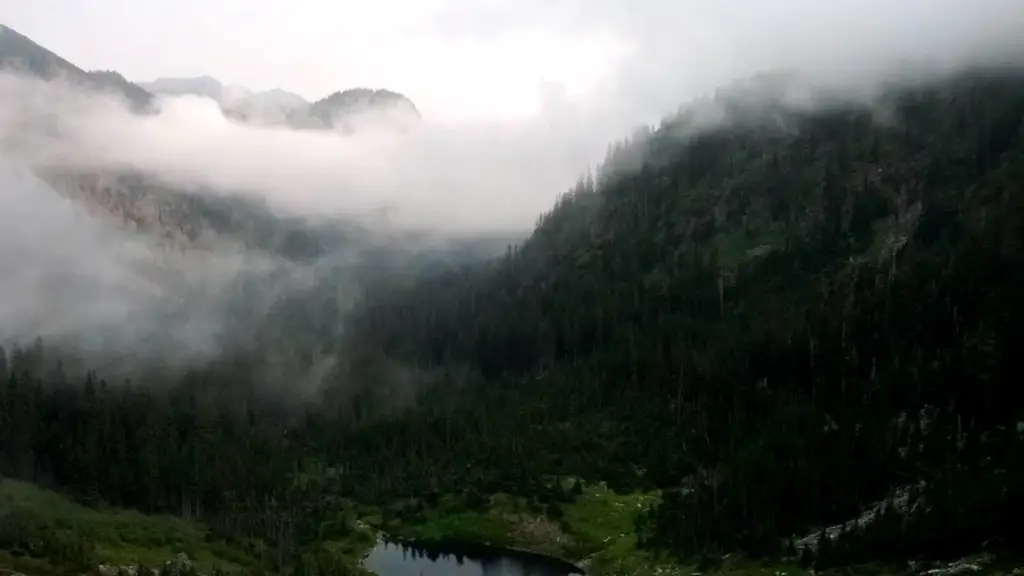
1 72 615 234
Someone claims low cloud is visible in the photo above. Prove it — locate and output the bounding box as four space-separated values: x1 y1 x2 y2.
1 72 606 236
0 0 1021 386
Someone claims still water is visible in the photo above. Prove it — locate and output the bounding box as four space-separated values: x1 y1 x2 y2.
363 538 584 576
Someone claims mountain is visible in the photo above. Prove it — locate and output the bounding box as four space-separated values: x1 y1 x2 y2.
140 75 420 131
339 68 1024 563
2 18 1024 576
0 25 397 258
0 26 234 252
3 67 1022 576
0 24 152 110
292 87 421 132
0 24 501 409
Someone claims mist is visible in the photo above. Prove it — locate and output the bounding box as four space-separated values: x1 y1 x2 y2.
4 0 1024 234
1 0 1023 388
0 156 332 376
0 71 605 236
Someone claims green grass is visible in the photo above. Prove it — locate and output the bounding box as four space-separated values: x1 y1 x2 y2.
713 225 787 268
562 482 656 549
0 479 253 574
560 482 679 575
391 509 514 545
380 493 522 547
374 482 669 575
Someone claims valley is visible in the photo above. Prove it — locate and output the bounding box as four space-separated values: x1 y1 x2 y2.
2 20 1024 576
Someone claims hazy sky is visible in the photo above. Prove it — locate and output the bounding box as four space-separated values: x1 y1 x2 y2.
3 0 1022 124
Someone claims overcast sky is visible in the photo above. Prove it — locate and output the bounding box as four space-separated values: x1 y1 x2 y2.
3 0 1022 124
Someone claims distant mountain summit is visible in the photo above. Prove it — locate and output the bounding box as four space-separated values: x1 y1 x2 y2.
294 88 421 133
0 23 420 132
140 76 420 131
312 88 418 114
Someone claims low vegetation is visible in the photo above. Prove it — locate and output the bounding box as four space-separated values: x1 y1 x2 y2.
0 479 252 574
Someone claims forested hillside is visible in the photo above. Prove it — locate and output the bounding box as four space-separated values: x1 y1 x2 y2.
346 68 1024 558
2 68 1024 575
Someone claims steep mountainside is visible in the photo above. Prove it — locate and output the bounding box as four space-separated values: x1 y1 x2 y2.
0 25 282 252
0 24 152 110
341 68 1024 562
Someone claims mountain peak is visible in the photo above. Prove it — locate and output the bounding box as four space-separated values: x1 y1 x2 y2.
297 87 420 132
313 88 419 115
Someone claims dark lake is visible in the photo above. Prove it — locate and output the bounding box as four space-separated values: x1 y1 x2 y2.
363 538 584 576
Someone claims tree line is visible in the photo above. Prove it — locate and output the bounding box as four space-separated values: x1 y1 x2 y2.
1 69 1023 573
